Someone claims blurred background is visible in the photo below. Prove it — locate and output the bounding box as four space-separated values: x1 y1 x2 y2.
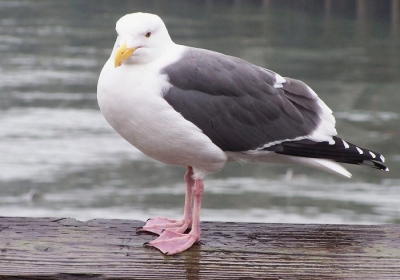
1 0 399 224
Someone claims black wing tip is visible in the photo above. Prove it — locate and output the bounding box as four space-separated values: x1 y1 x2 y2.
353 142 389 172
364 160 389 172
266 136 389 172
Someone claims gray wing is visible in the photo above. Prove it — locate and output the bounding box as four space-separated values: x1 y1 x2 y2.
161 48 323 152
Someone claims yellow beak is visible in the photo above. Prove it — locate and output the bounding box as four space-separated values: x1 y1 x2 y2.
114 43 137 68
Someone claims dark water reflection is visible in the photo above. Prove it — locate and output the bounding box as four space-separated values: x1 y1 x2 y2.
1 0 399 224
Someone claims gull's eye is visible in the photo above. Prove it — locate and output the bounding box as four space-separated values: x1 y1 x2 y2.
145 32 151 38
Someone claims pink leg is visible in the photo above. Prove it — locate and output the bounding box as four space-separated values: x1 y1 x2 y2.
138 166 194 235
145 177 204 255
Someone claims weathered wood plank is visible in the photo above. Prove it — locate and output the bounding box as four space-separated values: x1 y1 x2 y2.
0 217 399 279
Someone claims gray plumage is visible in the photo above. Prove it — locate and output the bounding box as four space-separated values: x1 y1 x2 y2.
162 48 322 152
161 48 387 171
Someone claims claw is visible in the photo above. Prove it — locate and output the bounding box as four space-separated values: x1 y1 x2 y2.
136 226 144 233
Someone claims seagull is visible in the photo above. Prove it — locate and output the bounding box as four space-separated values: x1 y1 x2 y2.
97 12 388 255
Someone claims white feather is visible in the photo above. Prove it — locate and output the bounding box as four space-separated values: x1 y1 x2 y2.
97 31 227 178
273 73 286 88
306 85 337 144
227 152 352 178
98 12 354 180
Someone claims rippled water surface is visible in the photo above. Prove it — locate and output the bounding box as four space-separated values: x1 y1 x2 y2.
1 0 400 224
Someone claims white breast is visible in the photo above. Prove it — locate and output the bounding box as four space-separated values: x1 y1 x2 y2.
97 49 227 177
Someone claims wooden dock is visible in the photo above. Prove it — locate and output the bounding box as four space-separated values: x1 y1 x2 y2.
0 217 399 279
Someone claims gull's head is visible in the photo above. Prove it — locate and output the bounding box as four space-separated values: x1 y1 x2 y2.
113 13 173 67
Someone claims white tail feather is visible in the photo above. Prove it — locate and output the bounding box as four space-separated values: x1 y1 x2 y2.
227 152 353 178
285 156 352 178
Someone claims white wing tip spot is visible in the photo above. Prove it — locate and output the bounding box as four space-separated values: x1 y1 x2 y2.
356 147 363 154
327 137 335 145
369 151 376 158
342 140 350 149
273 73 286 89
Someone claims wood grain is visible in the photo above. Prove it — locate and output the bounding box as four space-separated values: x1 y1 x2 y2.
0 217 399 279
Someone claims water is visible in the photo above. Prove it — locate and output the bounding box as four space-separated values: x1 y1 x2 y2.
1 0 400 224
